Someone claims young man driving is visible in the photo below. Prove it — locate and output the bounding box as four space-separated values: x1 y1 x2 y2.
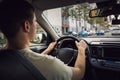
0 0 87 80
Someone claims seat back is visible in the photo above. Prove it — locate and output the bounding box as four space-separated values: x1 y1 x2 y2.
0 50 46 80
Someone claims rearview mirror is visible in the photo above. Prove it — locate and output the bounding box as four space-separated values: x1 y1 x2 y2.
89 8 100 18
89 4 120 18
89 7 111 18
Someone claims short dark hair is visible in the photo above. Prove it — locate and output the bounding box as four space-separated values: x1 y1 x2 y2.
0 0 35 39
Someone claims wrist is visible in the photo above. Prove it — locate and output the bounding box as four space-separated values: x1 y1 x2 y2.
46 48 52 52
78 48 85 56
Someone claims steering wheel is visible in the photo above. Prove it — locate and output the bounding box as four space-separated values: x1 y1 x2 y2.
51 36 80 66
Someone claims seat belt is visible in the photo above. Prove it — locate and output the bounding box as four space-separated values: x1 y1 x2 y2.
13 50 46 80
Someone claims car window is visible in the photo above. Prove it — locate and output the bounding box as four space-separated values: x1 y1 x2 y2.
42 2 120 38
0 32 6 49
30 23 47 46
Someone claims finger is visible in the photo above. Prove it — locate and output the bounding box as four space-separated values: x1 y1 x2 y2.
75 40 79 44
53 42 57 46
75 41 81 48
80 40 85 43
80 41 87 49
75 41 79 46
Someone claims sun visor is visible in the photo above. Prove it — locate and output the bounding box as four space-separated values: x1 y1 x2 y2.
96 0 116 8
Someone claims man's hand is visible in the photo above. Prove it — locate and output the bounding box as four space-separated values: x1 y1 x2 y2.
75 40 87 51
41 42 57 55
47 42 57 51
71 40 87 80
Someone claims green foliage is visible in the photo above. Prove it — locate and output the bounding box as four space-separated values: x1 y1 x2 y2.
62 6 73 19
62 3 108 27
0 38 6 44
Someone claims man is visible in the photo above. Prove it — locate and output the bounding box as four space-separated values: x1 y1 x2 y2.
0 0 87 80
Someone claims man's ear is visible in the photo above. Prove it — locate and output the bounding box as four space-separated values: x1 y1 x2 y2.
23 20 30 32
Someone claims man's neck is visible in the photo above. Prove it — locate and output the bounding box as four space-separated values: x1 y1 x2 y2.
7 37 30 50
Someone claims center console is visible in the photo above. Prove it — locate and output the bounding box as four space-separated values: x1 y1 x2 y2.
90 41 120 71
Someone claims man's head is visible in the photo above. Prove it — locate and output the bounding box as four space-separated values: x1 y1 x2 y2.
0 0 36 40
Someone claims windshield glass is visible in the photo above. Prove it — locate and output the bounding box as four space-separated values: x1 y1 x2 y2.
43 3 120 38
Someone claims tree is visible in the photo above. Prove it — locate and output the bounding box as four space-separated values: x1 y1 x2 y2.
62 6 73 33
62 3 109 33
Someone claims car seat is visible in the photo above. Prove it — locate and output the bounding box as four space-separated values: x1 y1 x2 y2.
0 50 46 80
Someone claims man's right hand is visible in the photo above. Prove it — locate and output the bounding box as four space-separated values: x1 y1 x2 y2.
75 40 87 52
71 40 87 80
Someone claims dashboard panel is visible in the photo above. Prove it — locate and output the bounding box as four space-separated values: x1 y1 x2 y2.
83 38 120 80
90 44 120 71
83 38 120 70
91 45 120 60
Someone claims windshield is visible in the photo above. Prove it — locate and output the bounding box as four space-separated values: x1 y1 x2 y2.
43 2 120 38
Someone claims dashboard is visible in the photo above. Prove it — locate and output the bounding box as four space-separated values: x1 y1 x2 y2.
85 38 120 70
90 43 120 70
57 38 77 49
30 37 120 80
83 38 120 80
90 42 120 60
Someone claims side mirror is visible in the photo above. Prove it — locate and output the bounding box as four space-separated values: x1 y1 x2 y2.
31 33 47 44
40 33 47 43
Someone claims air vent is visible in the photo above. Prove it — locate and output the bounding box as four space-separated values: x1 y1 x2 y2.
91 42 101 45
91 41 120 45
91 46 104 58
102 42 120 45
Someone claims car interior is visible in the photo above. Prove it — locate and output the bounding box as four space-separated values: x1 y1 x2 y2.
0 0 120 80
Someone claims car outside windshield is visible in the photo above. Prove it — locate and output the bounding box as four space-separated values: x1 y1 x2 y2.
42 2 120 38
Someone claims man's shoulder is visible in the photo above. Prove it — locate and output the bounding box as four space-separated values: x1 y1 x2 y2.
19 48 72 80
19 48 56 62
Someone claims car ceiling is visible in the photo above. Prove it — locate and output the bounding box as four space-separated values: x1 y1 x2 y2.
30 0 110 10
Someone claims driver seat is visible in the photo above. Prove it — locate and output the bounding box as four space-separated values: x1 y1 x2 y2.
0 50 46 80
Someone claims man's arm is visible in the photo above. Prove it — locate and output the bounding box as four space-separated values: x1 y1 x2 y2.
41 40 86 80
41 42 56 54
71 40 86 80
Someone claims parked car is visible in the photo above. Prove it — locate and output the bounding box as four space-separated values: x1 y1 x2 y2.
111 30 120 35
96 30 105 35
78 31 88 37
72 31 77 37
